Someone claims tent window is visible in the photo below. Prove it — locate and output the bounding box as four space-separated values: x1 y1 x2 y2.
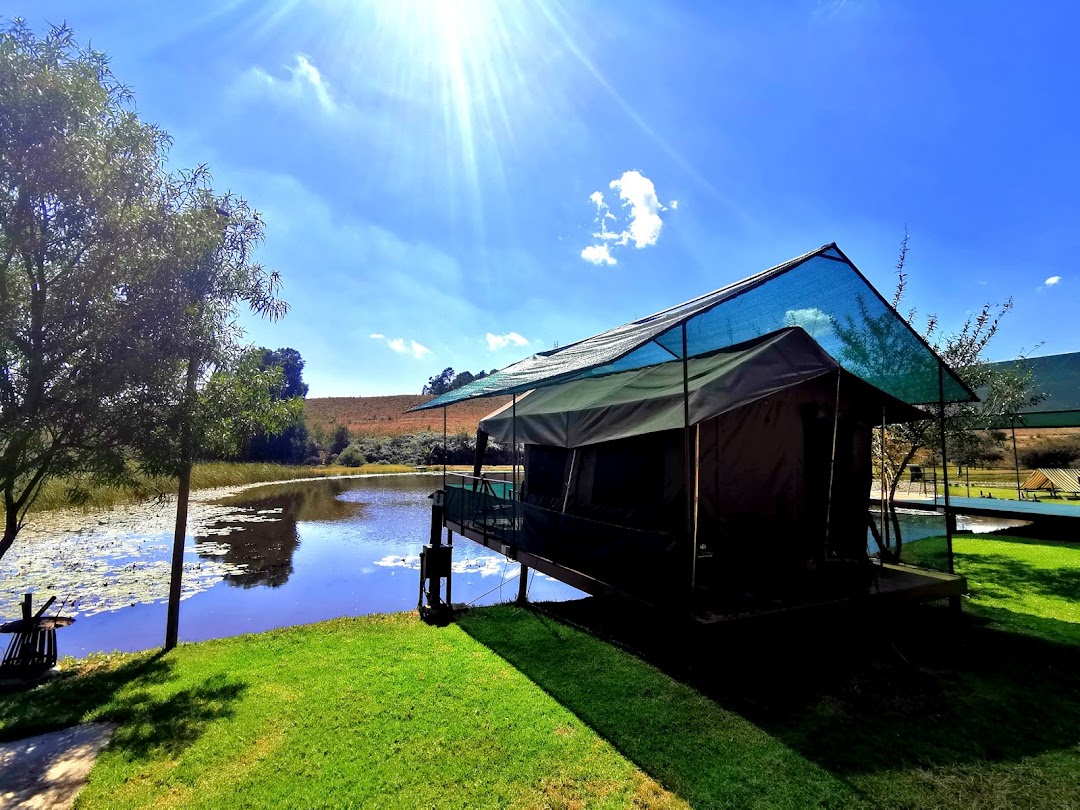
525 445 570 500
592 434 665 508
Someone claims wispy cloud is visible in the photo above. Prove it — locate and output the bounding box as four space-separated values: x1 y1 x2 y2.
581 170 672 265
581 244 616 266
235 54 336 113
1038 275 1063 292
385 338 432 358
369 333 385 339
486 331 530 351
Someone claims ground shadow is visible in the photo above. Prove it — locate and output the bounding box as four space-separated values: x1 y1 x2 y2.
0 650 246 760
458 597 1080 801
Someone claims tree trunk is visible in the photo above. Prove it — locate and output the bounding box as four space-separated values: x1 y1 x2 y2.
164 459 191 651
889 504 904 562
1 502 18 562
165 354 200 651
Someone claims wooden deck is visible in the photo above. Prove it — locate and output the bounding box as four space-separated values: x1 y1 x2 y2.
445 516 967 624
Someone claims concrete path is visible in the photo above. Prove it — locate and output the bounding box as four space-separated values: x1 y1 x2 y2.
0 722 115 810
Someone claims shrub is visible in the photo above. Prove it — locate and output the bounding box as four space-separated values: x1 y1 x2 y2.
1020 438 1080 469
335 445 367 467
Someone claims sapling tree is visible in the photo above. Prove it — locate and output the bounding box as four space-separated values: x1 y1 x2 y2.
836 231 1041 561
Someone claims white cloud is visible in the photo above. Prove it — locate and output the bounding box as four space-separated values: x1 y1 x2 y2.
670 199 679 210
369 333 385 339
235 53 335 113
1045 276 1062 286
785 307 834 340
580 170 670 265
610 170 664 248
581 244 616 265
386 337 431 358
486 331 530 351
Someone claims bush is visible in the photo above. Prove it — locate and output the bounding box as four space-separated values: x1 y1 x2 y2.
332 432 515 468
334 445 367 467
1020 438 1080 469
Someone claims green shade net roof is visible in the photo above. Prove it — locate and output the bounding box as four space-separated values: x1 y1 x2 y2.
413 243 973 412
986 351 1080 428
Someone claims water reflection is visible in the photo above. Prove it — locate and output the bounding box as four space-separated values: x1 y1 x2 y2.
199 479 371 588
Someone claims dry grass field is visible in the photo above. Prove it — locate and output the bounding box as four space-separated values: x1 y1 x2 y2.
305 394 512 438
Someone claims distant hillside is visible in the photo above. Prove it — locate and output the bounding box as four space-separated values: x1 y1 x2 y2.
305 395 511 438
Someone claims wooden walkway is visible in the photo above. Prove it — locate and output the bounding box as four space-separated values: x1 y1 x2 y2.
873 494 1080 526
445 516 966 624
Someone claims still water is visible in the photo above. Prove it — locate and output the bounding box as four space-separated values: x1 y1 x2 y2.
6 475 584 659
4 475 1027 659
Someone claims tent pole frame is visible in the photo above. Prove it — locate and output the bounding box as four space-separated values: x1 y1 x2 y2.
512 394 518 533
682 323 696 597
938 364 960 613
880 408 887 550
1011 418 1022 499
442 406 447 491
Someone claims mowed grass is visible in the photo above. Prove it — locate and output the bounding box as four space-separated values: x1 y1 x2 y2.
26 462 416 514
0 611 780 810
0 538 1077 807
903 533 1080 643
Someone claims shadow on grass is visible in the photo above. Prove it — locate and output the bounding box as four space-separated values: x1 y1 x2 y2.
459 597 1080 800
0 650 247 760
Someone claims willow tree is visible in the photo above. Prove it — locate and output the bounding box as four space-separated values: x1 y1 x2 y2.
0 18 294 607
0 20 188 559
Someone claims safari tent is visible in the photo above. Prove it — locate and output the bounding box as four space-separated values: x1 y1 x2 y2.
413 243 970 614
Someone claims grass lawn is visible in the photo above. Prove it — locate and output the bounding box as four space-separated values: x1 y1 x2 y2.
903 533 1080 644
0 537 1077 807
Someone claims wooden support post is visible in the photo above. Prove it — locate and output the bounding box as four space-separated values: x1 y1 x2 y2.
517 564 529 604
824 369 842 558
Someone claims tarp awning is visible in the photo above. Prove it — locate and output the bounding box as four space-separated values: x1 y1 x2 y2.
479 328 928 447
413 243 973 412
1020 469 1080 492
985 352 1080 428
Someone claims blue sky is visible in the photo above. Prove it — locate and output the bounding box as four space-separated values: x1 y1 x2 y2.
15 1 1080 396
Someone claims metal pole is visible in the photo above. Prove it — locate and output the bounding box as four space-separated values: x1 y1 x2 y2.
512 393 518 533
938 365 957 583
1011 419 1022 500
824 369 842 558
681 324 696 595
442 406 447 491
880 408 886 544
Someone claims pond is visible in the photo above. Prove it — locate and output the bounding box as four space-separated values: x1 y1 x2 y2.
1 474 585 659
2 475 1030 660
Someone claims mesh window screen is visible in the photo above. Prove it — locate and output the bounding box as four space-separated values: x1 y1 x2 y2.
415 245 971 412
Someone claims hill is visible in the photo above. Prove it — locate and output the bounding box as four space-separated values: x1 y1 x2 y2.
305 395 511 439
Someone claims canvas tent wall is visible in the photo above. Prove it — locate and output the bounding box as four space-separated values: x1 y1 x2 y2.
478 328 928 602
